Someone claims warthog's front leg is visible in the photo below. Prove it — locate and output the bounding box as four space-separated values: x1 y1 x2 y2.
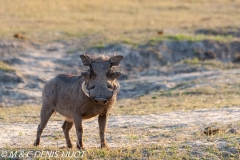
98 113 109 149
73 114 84 149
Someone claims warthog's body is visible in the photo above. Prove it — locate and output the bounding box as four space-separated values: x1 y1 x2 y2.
45 74 116 120
34 55 123 149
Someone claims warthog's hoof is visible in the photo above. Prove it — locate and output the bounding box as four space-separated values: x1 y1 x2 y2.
76 143 85 150
101 143 109 149
33 141 39 146
67 144 72 148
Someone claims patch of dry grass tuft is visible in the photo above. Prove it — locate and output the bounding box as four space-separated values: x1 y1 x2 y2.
0 61 15 72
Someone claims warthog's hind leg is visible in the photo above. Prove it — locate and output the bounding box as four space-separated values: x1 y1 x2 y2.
62 120 73 148
34 106 55 146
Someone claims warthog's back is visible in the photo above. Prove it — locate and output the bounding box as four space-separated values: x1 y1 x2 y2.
43 74 83 101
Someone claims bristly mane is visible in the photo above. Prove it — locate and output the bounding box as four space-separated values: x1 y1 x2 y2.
85 54 115 62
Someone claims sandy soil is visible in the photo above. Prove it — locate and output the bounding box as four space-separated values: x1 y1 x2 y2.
0 107 239 149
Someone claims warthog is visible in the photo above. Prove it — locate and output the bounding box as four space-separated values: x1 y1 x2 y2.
34 54 123 149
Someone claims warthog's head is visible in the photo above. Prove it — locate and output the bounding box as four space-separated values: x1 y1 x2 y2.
80 54 123 104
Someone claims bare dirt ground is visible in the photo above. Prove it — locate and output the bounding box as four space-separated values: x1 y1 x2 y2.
1 39 240 106
0 107 239 150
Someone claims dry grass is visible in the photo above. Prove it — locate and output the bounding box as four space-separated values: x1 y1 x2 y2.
114 81 240 115
0 105 60 123
0 0 240 44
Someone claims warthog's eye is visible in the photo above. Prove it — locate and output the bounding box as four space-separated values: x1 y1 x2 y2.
89 68 95 78
107 83 114 89
84 68 95 78
88 84 95 90
81 68 96 79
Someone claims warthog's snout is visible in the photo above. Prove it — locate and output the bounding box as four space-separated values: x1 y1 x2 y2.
94 97 108 104
82 81 121 102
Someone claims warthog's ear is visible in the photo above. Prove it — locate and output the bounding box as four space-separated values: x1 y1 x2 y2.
109 55 123 66
80 55 92 66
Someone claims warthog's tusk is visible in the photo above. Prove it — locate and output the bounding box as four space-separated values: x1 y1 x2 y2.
82 81 90 97
113 82 120 95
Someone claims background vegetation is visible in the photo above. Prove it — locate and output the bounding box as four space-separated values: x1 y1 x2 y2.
0 0 240 44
